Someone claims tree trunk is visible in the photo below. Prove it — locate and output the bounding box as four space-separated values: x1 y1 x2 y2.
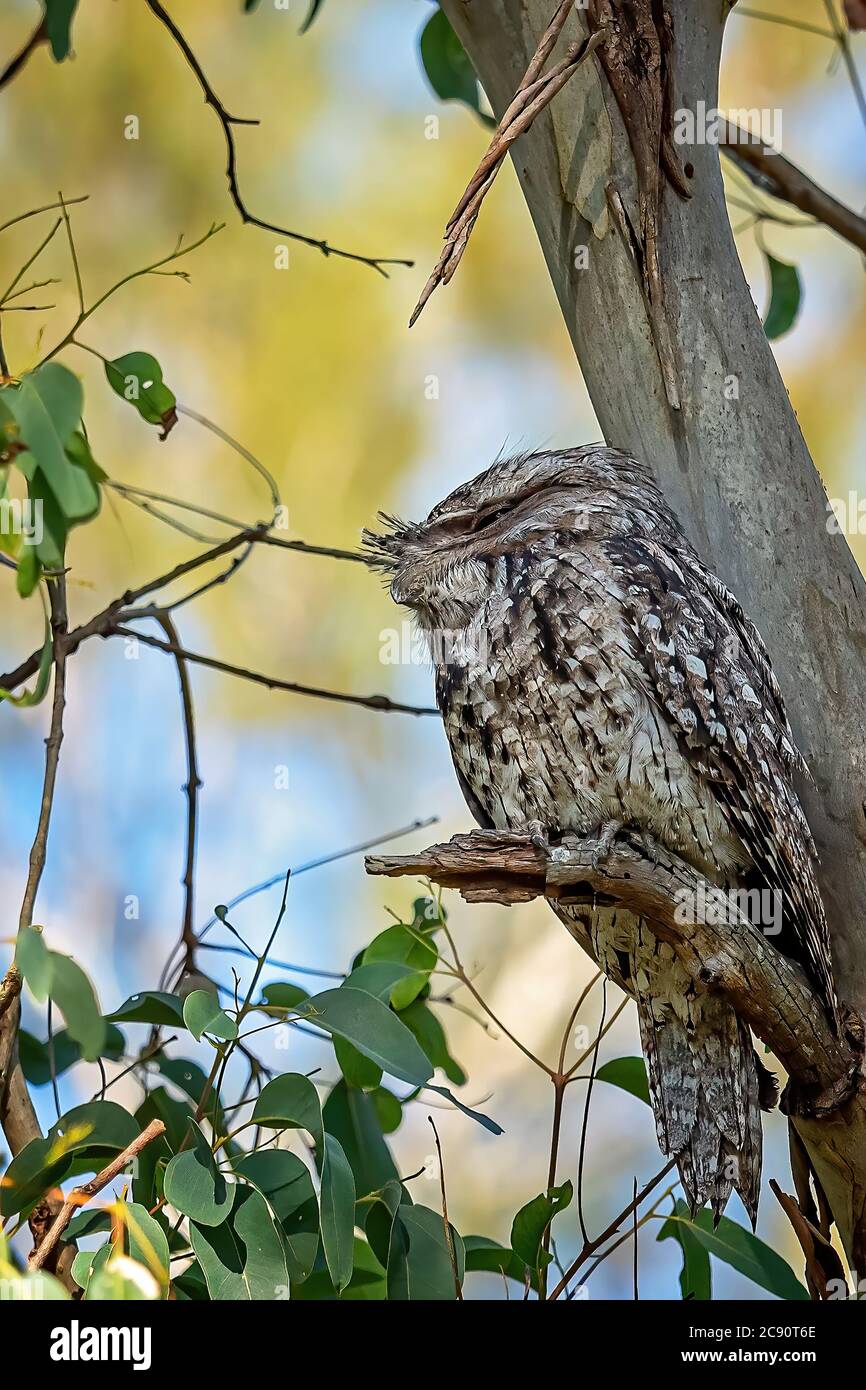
439 0 866 1274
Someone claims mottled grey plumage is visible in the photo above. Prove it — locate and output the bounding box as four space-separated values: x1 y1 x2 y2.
363 446 836 1221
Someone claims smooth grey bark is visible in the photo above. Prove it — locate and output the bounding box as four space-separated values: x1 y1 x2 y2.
439 0 866 1270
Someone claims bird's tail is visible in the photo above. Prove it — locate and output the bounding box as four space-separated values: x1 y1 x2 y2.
561 904 775 1224
630 922 771 1225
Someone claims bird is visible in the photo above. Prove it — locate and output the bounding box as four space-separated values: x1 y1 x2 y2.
362 445 837 1224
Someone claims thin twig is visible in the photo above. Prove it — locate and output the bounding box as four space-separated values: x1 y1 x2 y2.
720 123 866 256
18 578 68 931
428 1116 462 1300
28 1119 167 1271
547 1158 677 1300
142 0 412 277
111 622 437 717
576 979 606 1244
154 612 201 977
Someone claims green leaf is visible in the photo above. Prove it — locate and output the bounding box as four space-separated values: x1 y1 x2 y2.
48 1101 139 1158
19 1024 124 1086
322 1079 398 1198
299 0 324 33
364 1180 407 1269
5 365 90 518
86 1254 161 1301
163 1121 234 1227
191 1187 289 1300
400 999 465 1085
15 930 105 1062
251 1073 323 1148
342 960 419 1004
763 253 802 341
387 1204 465 1300
319 1134 355 1293
334 1035 382 1091
372 1086 402 1135
258 981 309 1014
463 1235 528 1284
425 1084 503 1135
0 610 52 704
362 924 437 1009
15 546 41 598
233 1150 319 1284
45 0 80 61
307 987 432 1087
595 1056 651 1106
1 1137 71 1218
104 352 177 434
182 990 238 1042
657 1199 712 1301
511 1181 573 1280
666 1209 809 1300
107 990 185 1026
419 9 492 125
119 1202 170 1297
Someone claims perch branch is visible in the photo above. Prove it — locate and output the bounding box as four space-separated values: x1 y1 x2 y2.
366 829 861 1105
409 16 606 326
28 1119 167 1272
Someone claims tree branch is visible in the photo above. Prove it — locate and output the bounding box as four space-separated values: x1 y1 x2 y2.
367 829 860 1104
721 121 866 256
0 16 47 93
28 1119 167 1272
112 622 437 717
142 0 412 277
154 612 201 978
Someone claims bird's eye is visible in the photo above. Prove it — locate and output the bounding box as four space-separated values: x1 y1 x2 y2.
474 504 510 531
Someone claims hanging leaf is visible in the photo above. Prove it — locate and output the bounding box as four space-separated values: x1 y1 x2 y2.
664 1209 809 1300
107 990 185 1026
319 1133 355 1293
233 1150 319 1284
45 0 80 60
190 1187 288 1300
307 987 432 1087
419 9 492 125
400 999 466 1086
463 1235 528 1285
15 928 105 1061
19 1024 125 1086
182 990 238 1042
252 1073 323 1148
104 352 177 437
47 1101 140 1159
425 1084 503 1135
322 1079 398 1198
387 1204 465 1301
595 1056 651 1106
657 1199 712 1301
511 1181 573 1281
763 253 802 341
163 1121 234 1227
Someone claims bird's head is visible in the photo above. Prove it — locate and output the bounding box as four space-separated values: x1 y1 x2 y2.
361 446 669 629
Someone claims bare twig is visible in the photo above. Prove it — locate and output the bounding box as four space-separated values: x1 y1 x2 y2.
547 1157 677 1300
19 578 68 931
721 122 866 256
428 1116 462 1300
111 622 437 717
0 524 366 696
154 612 201 977
409 19 605 325
142 0 412 277
28 1119 167 1271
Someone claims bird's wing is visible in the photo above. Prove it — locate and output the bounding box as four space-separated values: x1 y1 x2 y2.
603 533 836 1020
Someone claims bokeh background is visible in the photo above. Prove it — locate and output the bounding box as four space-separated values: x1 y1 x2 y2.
1 0 864 1298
